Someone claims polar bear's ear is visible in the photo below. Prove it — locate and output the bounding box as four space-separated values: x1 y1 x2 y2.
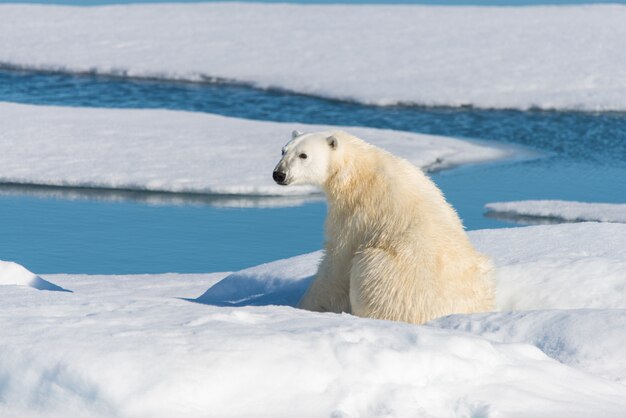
327 135 338 150
292 130 303 139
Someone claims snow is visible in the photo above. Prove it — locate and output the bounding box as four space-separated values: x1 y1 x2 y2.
1 4 626 110
486 200 626 224
0 102 508 197
196 251 320 307
2 223 626 417
0 260 69 292
200 222 626 310
432 309 626 385
2 3 623 414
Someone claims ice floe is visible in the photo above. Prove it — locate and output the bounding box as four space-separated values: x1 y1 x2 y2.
0 102 509 197
1 4 625 110
485 200 626 224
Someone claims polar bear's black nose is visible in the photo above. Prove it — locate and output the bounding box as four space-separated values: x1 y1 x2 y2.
273 170 287 184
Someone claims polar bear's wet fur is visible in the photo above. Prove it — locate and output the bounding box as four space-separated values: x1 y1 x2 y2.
273 130 495 324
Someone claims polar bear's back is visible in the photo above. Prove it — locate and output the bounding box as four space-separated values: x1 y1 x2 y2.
321 132 495 323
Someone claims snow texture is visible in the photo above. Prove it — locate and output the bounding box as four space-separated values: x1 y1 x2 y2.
0 102 508 197
486 200 626 224
195 251 320 307
0 260 69 292
2 224 624 417
1 4 626 110
432 309 626 385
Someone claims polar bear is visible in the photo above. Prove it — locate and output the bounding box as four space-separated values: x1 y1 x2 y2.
273 130 494 324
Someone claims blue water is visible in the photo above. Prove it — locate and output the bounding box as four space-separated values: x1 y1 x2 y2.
1 0 624 5
0 193 326 274
1 68 625 274
2 69 624 165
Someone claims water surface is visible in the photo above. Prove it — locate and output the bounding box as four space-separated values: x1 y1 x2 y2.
2 0 624 5
1 69 624 274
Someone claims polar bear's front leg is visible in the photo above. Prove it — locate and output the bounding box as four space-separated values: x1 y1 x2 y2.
298 255 351 313
349 248 422 323
349 249 388 319
350 248 450 324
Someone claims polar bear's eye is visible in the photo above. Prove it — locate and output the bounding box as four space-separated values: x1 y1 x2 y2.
281 149 286 156
299 153 308 159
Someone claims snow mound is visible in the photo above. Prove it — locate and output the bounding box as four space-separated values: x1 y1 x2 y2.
486 200 626 224
2 223 626 416
2 274 626 417
0 260 69 291
1 4 626 110
197 223 626 311
0 102 508 197
190 222 626 413
472 223 626 311
195 251 319 307
431 309 626 384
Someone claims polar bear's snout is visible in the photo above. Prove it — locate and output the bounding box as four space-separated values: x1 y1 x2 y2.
273 169 287 185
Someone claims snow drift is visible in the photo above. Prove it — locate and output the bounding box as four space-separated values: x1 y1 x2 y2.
0 260 69 291
432 309 626 385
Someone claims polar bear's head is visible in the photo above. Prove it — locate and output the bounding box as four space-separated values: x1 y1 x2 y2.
273 130 339 186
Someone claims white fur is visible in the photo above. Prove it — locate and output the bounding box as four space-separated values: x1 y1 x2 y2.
274 131 495 324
